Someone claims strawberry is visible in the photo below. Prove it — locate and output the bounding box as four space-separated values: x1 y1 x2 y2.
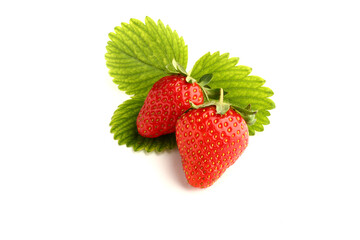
137 74 204 138
137 59 219 138
175 89 257 188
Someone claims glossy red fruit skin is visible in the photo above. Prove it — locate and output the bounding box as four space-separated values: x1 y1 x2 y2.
137 75 204 138
175 106 249 188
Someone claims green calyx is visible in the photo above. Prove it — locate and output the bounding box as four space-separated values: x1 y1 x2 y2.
190 88 258 126
166 59 223 101
168 60 257 125
231 104 258 126
166 59 189 78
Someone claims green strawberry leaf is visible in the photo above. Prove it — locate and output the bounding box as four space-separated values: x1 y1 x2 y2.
190 52 275 136
105 17 188 97
197 73 213 85
110 96 177 152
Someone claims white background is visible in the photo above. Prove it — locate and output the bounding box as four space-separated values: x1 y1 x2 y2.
1 0 359 239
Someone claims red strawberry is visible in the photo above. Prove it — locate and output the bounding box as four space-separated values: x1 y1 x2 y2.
176 107 249 188
175 90 257 188
137 75 204 138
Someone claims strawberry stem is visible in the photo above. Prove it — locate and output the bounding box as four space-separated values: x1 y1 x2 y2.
215 88 230 115
219 88 224 104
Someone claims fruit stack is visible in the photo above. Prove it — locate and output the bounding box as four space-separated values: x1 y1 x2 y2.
106 17 275 188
